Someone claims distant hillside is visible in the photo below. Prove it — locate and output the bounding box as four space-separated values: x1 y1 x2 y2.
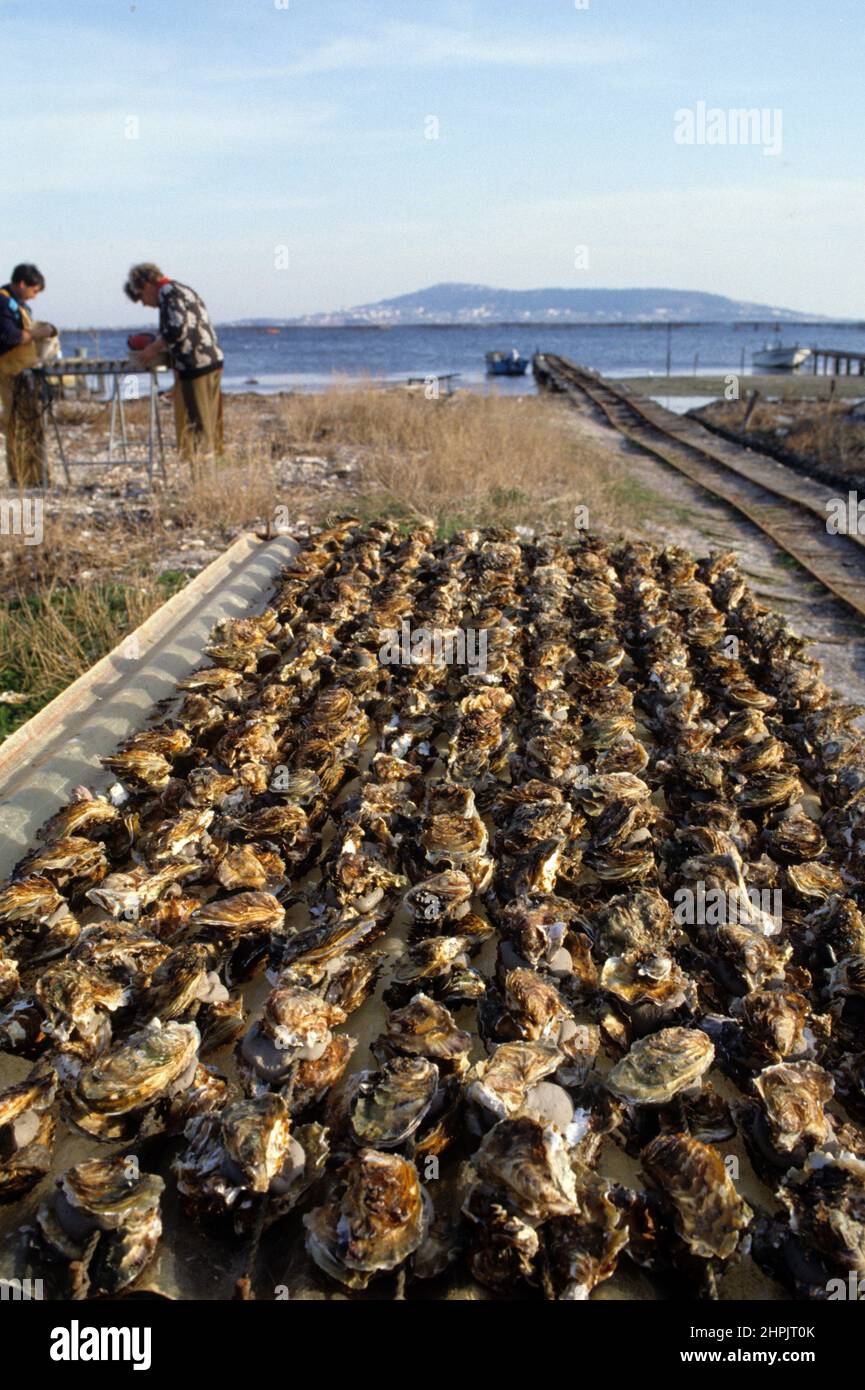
243 282 819 327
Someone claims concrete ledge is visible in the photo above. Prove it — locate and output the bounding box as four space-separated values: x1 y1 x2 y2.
0 531 298 877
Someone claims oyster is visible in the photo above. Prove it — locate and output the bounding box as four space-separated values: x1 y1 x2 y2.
641 1132 751 1261
13 837 108 892
499 968 572 1044
607 1028 715 1105
545 1165 630 1300
349 1057 439 1149
35 962 126 1055
71 921 170 989
304 1149 430 1289
0 1068 57 1199
754 1150 865 1295
464 1186 539 1292
292 1035 358 1113
0 874 66 925
86 860 200 919
38 1156 164 1294
734 988 812 1065
406 867 475 922
466 1042 563 1128
498 894 579 969
137 942 228 1023
739 1061 834 1172
188 890 285 942
373 994 473 1076
238 986 346 1092
473 1117 579 1220
216 843 285 892
67 1018 200 1139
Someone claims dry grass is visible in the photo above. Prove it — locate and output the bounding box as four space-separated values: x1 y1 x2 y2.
162 452 279 534
276 387 623 534
0 577 173 736
699 397 865 482
1 386 626 736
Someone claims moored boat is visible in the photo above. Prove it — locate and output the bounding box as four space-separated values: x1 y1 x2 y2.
485 349 529 377
752 343 811 370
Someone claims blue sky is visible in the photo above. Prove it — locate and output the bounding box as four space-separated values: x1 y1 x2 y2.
3 0 863 324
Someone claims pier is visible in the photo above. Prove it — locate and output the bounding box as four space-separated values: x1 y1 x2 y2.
810 346 865 376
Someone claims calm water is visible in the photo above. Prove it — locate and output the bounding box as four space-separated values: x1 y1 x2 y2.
57 322 865 396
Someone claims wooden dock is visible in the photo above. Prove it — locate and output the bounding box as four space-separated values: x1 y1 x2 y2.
810 346 865 376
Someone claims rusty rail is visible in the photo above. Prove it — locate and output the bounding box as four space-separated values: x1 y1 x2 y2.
535 353 865 626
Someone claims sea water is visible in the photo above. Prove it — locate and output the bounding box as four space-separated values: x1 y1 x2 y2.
56 321 865 398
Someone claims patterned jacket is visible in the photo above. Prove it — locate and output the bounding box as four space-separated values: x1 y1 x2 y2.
158 280 223 380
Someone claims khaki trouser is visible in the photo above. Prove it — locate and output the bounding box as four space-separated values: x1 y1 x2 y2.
173 368 224 466
0 371 44 487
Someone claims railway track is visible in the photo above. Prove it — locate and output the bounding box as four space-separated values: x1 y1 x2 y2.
535 353 865 625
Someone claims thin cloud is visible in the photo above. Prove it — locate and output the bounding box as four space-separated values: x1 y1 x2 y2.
228 23 644 79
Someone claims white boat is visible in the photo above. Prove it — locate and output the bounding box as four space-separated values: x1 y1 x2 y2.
752 342 811 370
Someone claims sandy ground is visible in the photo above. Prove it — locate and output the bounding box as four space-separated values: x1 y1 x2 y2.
551 394 865 708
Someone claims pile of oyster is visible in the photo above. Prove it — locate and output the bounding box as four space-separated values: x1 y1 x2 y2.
0 520 863 1300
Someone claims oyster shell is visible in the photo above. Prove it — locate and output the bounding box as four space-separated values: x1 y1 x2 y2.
35 962 126 1055
740 1061 834 1171
304 1149 430 1289
189 889 286 940
607 1028 715 1105
0 1068 57 1200
68 1018 200 1139
466 1042 563 1127
38 1156 164 1294
641 1132 751 1260
374 994 472 1075
349 1057 439 1148
545 1165 629 1300
473 1116 579 1220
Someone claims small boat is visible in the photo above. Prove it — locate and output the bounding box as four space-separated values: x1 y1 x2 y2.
485 349 529 377
752 342 811 370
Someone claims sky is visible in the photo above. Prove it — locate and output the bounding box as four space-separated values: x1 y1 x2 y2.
2 0 863 325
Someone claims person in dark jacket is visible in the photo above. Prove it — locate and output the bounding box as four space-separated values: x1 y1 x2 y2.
0 263 53 486
123 263 224 467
